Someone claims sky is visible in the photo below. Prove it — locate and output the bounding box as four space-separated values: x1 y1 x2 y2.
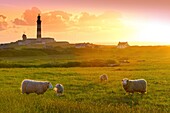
1 0 170 45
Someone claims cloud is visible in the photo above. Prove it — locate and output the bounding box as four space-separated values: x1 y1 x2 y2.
13 7 125 33
42 11 72 32
13 7 41 25
13 7 73 32
42 11 72 23
75 11 123 33
0 22 8 31
79 12 97 22
13 18 28 25
0 15 6 20
0 14 8 31
23 7 41 25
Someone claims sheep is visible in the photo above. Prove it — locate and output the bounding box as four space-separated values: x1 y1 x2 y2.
122 78 147 94
100 74 108 82
54 84 64 96
21 79 53 95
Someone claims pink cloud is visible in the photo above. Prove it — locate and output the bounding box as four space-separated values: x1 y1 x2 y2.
0 14 8 31
13 7 41 26
13 7 72 31
42 11 72 24
13 18 28 25
23 7 41 25
41 11 72 32
13 7 123 32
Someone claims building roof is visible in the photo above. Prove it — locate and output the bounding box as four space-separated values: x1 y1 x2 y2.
117 42 129 48
118 42 129 45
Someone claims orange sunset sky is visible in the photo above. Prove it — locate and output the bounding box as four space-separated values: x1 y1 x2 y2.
1 0 170 45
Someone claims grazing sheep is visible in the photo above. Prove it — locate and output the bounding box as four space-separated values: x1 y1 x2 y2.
54 84 64 96
21 79 53 95
122 78 147 94
100 74 108 82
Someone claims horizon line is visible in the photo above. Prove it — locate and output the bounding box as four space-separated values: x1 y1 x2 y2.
1 39 170 46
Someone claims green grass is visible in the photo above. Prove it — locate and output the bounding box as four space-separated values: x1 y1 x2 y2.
0 67 169 113
0 46 170 112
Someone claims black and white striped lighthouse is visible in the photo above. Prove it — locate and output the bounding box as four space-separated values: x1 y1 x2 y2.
37 14 41 39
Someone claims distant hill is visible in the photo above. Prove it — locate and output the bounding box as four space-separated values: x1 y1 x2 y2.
0 46 170 68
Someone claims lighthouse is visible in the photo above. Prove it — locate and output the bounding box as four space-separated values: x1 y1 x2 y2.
37 14 41 39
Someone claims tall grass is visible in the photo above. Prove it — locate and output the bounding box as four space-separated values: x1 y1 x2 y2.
0 67 169 113
0 46 170 112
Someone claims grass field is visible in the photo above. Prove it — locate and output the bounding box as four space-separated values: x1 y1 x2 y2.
0 46 170 113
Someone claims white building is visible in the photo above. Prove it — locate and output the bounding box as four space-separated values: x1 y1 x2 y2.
17 14 56 45
117 42 129 49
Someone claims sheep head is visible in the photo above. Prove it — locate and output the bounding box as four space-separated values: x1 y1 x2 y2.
48 82 53 89
122 78 129 85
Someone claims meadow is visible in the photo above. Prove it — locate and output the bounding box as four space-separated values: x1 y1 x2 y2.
0 46 170 113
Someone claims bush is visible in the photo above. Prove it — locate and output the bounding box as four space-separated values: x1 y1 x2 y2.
0 59 119 68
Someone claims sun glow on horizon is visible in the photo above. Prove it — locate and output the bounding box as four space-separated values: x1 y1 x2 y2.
1 5 170 46
122 18 170 45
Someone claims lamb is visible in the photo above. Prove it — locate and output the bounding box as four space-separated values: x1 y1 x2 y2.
122 78 147 94
100 74 108 82
21 79 53 95
54 84 64 96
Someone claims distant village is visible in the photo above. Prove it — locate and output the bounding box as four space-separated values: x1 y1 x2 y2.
0 14 129 49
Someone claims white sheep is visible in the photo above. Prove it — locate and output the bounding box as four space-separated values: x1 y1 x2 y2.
54 84 64 96
100 74 108 82
122 78 147 94
21 79 53 95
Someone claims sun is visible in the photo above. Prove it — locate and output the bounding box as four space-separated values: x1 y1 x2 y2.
122 18 170 45
136 21 170 43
